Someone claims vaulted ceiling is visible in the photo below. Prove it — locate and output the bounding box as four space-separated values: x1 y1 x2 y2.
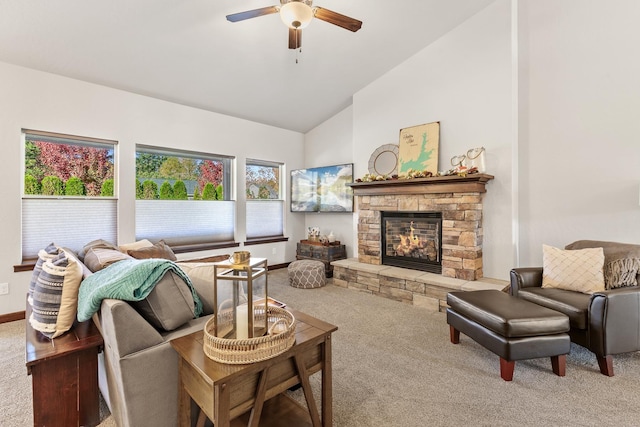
0 0 494 132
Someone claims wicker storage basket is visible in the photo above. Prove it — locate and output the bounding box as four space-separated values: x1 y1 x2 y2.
203 306 296 364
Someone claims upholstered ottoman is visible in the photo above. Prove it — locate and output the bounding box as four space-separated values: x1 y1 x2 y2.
446 290 570 381
288 260 326 289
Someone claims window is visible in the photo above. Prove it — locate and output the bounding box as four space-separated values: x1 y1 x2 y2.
245 159 285 242
135 145 235 251
22 130 117 259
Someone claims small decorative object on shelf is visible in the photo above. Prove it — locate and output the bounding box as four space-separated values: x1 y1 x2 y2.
465 147 486 173
307 226 320 241
328 231 336 243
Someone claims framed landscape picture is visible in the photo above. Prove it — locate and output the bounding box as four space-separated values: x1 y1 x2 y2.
397 121 440 175
290 164 353 212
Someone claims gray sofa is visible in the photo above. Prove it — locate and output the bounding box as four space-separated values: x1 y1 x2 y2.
86 260 226 427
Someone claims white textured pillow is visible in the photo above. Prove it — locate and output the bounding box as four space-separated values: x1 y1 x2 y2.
118 239 153 253
542 244 605 294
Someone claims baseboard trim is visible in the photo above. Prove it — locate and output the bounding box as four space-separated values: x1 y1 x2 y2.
268 262 290 271
0 311 25 324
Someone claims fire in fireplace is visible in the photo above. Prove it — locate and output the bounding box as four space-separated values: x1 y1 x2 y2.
381 211 442 273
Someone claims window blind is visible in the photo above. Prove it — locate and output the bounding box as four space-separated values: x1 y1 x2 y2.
22 198 117 258
135 200 235 246
245 200 284 239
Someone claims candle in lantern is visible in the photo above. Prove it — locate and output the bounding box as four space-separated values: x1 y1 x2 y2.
236 304 249 339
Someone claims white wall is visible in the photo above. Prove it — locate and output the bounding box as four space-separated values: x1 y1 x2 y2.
303 106 356 257
0 61 305 315
352 0 514 279
518 0 640 266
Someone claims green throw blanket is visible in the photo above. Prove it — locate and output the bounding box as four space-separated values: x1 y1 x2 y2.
77 258 202 322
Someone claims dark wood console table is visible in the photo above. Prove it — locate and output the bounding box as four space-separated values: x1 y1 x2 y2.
296 240 346 278
25 301 103 427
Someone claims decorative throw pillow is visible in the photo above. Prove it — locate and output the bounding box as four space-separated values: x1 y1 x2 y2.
84 247 133 272
78 239 119 262
127 240 177 261
542 244 605 294
29 249 83 338
130 270 196 331
118 239 154 253
28 243 60 304
565 240 640 289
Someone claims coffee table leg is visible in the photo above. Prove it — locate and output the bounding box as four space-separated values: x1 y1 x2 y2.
178 360 192 427
322 335 333 427
294 354 322 427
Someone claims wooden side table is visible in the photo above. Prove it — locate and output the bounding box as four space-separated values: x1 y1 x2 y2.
171 309 337 427
25 301 103 427
296 240 346 278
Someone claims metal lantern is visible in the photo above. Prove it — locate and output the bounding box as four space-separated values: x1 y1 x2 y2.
212 256 268 340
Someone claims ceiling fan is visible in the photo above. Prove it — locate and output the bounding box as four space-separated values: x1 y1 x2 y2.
226 0 362 49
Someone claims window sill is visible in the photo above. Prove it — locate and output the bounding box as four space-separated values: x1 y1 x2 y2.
15 262 36 273
244 236 289 246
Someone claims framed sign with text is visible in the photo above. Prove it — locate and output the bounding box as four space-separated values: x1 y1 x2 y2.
397 121 440 176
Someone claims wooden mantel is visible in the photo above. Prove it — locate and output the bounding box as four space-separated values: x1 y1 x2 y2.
348 173 494 196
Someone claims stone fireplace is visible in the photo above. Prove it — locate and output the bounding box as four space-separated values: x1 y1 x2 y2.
381 211 442 274
351 174 493 281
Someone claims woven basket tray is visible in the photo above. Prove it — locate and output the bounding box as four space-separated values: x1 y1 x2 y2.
203 306 296 364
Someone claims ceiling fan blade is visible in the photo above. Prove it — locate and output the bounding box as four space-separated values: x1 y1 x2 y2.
289 28 302 49
226 6 279 23
313 7 362 32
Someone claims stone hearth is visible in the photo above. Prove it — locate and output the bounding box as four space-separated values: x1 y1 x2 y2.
349 174 494 281
331 258 507 312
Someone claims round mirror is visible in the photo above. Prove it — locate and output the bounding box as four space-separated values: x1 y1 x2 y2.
368 144 399 176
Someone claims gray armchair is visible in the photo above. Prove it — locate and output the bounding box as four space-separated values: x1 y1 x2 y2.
510 266 640 376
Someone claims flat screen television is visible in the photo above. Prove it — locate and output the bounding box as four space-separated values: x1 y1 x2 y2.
290 163 354 212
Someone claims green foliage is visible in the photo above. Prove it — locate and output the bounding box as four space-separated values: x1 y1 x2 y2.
173 180 188 200
101 179 114 197
215 184 223 200
142 180 158 200
193 186 201 200
202 182 216 200
159 181 174 199
158 157 198 180
25 142 46 182
136 179 143 199
65 176 85 196
136 153 167 179
24 174 40 195
41 176 64 196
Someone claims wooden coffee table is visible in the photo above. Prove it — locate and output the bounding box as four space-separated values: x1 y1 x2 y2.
171 309 337 427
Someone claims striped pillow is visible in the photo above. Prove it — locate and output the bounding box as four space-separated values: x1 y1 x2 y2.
27 243 60 305
29 249 83 338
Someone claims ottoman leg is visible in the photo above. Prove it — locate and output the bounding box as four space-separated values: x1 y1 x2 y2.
449 325 460 344
499 358 515 381
551 354 566 377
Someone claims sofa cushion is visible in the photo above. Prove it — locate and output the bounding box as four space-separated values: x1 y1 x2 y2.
176 261 242 316
84 247 133 272
29 249 83 338
127 240 177 261
518 287 590 330
565 240 640 289
542 244 605 294
130 270 196 331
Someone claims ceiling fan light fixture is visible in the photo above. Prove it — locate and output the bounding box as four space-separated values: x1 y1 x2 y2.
280 1 313 29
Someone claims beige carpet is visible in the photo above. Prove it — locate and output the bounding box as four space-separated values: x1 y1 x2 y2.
3 269 640 426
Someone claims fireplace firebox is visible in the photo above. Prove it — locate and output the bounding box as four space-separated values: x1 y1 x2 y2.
381 211 442 273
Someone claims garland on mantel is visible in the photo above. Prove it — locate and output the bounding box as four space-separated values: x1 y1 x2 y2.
356 166 479 183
